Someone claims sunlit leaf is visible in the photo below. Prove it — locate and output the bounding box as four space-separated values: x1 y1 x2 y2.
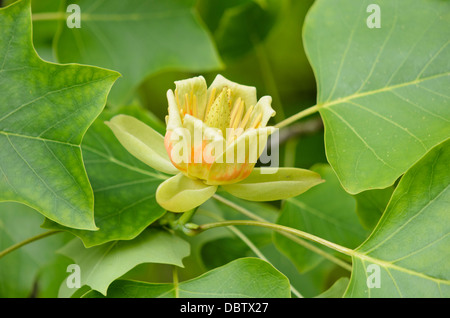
345 139 450 297
58 229 190 296
42 109 168 247
0 0 119 230
304 0 450 194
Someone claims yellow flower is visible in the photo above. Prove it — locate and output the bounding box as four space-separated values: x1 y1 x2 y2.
164 74 276 185
107 75 323 213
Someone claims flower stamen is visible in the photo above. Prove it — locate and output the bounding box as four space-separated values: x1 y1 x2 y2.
175 89 181 110
231 99 245 130
230 98 242 127
238 105 254 129
250 112 263 129
184 93 190 115
192 94 198 118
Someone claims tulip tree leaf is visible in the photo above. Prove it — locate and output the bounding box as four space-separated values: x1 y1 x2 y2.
315 277 349 298
354 187 394 230
344 139 450 297
54 0 223 105
42 108 168 247
0 202 72 298
304 0 450 194
275 164 368 273
82 258 291 298
57 229 190 296
0 0 119 230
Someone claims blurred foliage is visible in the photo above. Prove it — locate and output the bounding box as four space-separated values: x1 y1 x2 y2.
138 0 317 122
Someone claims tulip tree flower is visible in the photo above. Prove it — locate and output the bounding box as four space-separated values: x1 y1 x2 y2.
107 75 324 213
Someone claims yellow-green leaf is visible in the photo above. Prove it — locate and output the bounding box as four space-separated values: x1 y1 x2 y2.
0 0 119 230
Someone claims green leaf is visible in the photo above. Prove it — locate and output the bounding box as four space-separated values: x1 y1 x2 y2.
57 229 190 296
0 202 72 297
83 258 291 298
222 167 324 201
54 0 223 105
354 187 394 230
213 0 280 60
304 0 450 194
315 277 349 298
42 110 167 247
275 164 368 273
200 237 255 269
34 254 73 298
156 173 218 212
197 0 253 33
0 0 119 230
345 138 450 297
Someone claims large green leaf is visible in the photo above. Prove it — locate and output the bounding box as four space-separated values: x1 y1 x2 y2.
42 108 168 247
275 164 368 273
0 0 119 230
354 187 394 231
34 254 73 298
315 277 349 298
54 0 223 105
0 202 72 297
83 258 291 298
57 229 190 296
344 139 450 297
304 0 450 194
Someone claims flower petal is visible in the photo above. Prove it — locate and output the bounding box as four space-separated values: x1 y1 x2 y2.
207 74 257 110
206 127 275 185
166 89 182 131
178 114 225 180
250 96 276 128
156 173 217 212
106 115 178 175
175 75 208 119
221 167 324 201
183 114 224 142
